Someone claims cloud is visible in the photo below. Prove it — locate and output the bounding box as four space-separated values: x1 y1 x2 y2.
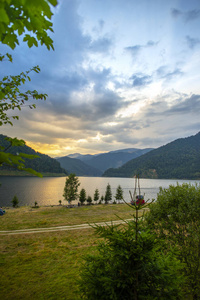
92 19 105 33
186 35 200 49
125 45 142 56
130 74 152 87
156 66 183 80
184 9 200 22
89 36 113 53
125 40 158 57
167 94 200 115
171 8 200 22
171 8 183 18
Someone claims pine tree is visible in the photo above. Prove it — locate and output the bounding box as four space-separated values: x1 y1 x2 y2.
93 189 100 204
79 188 87 205
87 196 92 205
105 183 112 204
115 185 124 203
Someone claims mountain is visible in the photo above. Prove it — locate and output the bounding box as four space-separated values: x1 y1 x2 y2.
103 132 200 179
66 148 154 173
67 153 95 161
57 156 102 176
0 134 67 176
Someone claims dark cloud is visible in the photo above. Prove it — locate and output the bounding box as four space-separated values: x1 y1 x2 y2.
171 8 200 22
171 8 182 18
89 36 113 53
125 45 142 56
186 35 200 49
131 74 152 87
185 9 200 22
125 40 158 57
167 94 200 115
156 66 183 80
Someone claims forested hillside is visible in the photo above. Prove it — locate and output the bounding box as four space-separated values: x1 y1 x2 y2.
81 148 154 172
103 132 200 179
0 135 67 176
57 156 102 176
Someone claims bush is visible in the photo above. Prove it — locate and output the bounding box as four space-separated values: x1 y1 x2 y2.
145 183 200 298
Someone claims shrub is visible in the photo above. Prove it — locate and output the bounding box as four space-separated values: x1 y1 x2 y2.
145 183 200 298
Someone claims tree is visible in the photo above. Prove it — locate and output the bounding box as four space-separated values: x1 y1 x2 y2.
0 0 57 175
79 188 87 205
99 195 104 204
12 195 19 208
145 183 200 299
63 174 80 205
79 196 184 299
105 183 112 204
93 188 100 204
87 195 92 205
115 185 123 203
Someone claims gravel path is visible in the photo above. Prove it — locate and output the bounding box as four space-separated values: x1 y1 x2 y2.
0 219 133 235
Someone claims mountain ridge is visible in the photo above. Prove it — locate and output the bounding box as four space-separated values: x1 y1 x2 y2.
57 148 154 175
0 134 67 176
103 132 200 179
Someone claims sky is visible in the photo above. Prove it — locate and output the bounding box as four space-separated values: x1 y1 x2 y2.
1 0 200 157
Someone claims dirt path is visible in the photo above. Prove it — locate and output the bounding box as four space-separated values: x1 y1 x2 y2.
0 219 133 235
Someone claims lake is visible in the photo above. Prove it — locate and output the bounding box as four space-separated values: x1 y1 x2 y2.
0 176 199 207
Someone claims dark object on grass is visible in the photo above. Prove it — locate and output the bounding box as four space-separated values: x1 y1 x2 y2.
0 207 5 215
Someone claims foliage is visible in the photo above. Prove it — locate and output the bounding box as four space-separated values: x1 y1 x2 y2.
0 60 48 126
93 188 100 203
63 174 80 204
87 196 92 205
105 183 112 204
0 0 57 176
145 183 200 299
103 132 200 179
115 185 123 203
79 188 87 205
79 198 184 299
0 0 57 50
12 195 19 208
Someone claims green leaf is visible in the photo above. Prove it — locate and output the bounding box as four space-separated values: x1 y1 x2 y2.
48 0 58 6
0 8 9 24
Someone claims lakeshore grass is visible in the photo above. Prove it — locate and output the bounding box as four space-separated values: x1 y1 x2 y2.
0 204 135 300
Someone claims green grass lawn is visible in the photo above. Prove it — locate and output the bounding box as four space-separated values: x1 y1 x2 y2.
0 204 134 300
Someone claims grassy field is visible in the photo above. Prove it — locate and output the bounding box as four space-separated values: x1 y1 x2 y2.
0 204 135 300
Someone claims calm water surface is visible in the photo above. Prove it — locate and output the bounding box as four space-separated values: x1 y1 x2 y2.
0 176 199 207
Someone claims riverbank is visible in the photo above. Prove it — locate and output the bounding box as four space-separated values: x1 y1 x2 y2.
0 170 67 177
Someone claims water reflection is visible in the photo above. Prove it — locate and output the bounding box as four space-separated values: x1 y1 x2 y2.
0 176 199 207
